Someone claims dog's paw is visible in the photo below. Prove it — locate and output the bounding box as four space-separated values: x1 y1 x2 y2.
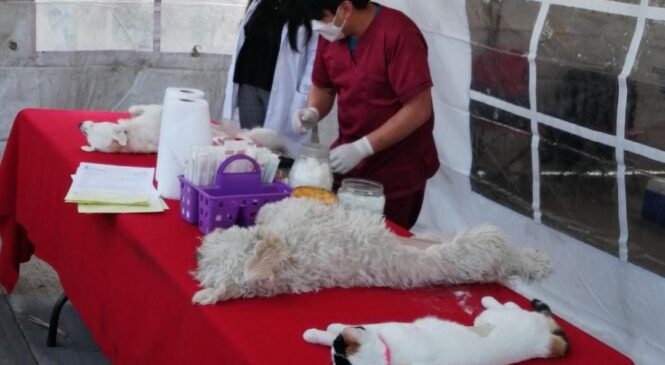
128 105 145 116
303 329 319 343
481 296 502 310
81 146 95 152
303 329 331 344
326 323 346 334
192 288 221 305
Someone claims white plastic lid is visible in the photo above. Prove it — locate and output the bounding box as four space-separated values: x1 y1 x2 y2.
340 178 384 197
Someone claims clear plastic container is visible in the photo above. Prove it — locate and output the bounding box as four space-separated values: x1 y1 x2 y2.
337 178 386 215
288 143 334 190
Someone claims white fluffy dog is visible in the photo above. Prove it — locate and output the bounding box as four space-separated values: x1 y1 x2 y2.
80 104 162 153
80 105 290 155
211 119 290 156
192 198 552 305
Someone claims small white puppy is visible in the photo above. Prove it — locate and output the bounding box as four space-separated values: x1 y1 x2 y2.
80 104 162 153
80 104 290 155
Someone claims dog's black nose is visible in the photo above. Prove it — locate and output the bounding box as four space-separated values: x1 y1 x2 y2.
78 122 84 129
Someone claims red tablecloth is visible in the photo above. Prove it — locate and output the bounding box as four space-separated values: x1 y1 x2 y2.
0 109 633 365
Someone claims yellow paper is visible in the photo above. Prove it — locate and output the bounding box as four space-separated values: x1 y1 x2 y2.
65 191 151 206
77 195 168 214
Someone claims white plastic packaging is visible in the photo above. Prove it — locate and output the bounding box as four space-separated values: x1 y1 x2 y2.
337 178 386 215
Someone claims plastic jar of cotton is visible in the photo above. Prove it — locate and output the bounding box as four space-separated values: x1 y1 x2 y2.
288 143 334 190
337 178 386 215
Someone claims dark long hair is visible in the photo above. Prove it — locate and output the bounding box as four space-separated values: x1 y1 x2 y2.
247 0 316 52
308 0 371 19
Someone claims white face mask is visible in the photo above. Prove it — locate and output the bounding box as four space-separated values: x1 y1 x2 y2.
313 8 347 42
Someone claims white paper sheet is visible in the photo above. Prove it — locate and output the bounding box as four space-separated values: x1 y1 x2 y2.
65 162 155 205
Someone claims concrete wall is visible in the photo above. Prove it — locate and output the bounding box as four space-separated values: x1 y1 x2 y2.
0 0 232 157
0 0 340 158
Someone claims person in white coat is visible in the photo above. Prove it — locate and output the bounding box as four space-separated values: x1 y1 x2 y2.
223 0 320 156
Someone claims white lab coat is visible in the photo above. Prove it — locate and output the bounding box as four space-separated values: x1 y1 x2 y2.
223 0 318 156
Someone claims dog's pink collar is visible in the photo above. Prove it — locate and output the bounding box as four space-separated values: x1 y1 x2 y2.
379 335 391 365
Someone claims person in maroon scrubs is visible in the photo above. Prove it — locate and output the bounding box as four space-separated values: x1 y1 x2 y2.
292 0 439 229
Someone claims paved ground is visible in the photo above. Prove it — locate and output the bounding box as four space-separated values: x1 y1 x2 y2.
0 258 109 365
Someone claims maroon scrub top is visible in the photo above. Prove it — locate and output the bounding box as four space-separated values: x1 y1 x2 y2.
312 5 439 199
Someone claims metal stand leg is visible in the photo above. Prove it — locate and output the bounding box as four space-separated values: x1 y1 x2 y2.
47 293 68 347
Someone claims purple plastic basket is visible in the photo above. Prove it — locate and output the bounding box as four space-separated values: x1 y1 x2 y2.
179 154 291 234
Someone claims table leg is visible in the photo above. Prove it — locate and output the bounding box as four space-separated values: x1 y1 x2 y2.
47 292 68 347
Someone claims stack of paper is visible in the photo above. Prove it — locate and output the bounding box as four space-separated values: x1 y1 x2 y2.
65 163 168 214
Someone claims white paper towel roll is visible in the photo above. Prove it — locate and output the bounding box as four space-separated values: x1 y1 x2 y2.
156 95 212 199
156 88 206 180
164 87 205 101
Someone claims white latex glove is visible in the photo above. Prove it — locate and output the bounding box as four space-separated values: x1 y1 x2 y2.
292 107 320 134
330 137 374 174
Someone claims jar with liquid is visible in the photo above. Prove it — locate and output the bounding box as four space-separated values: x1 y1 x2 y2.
288 143 334 190
337 178 386 215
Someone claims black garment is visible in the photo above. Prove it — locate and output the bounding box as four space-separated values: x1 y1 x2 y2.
233 0 285 92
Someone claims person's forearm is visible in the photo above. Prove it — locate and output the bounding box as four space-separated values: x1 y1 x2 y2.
307 84 336 120
366 88 433 153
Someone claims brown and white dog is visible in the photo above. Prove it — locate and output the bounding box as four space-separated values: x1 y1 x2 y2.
304 297 569 365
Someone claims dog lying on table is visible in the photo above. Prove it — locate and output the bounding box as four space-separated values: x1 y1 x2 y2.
192 197 552 304
79 104 289 155
304 297 569 365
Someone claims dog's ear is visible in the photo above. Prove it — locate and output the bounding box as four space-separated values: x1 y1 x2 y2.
112 126 128 146
244 228 293 282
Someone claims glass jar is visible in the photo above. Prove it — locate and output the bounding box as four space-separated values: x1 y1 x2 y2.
288 143 334 190
337 178 386 215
